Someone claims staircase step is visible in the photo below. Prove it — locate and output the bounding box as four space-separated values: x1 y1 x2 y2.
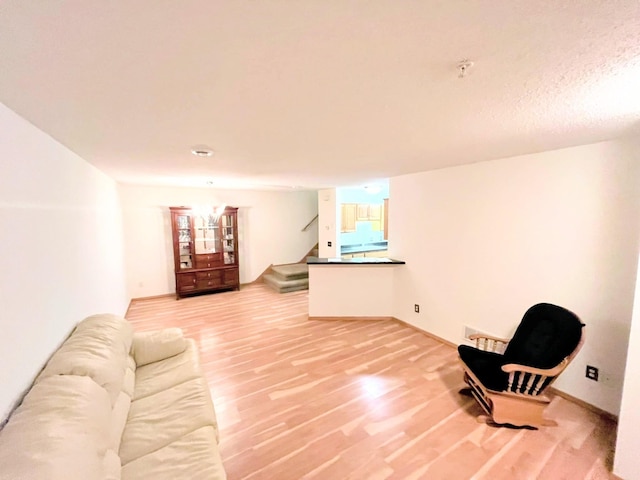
271 263 309 281
263 273 309 293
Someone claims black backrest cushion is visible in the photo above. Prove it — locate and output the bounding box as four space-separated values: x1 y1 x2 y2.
503 303 583 369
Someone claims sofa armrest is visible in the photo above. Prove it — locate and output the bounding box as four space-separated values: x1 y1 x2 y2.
132 328 187 367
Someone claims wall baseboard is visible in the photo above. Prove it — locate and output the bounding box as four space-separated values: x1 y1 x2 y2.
548 387 618 423
392 317 458 348
308 316 393 322
130 293 175 302
125 293 175 317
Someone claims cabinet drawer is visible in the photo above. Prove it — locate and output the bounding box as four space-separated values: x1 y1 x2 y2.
195 253 222 269
196 277 223 290
176 273 197 291
196 270 222 281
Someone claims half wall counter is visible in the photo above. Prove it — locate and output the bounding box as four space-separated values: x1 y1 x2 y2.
307 256 406 319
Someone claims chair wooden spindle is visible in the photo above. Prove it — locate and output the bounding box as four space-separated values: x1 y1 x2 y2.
525 374 537 394
533 375 547 395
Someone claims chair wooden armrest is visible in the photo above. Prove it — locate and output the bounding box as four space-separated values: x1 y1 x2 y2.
500 358 570 395
501 359 568 377
468 333 510 353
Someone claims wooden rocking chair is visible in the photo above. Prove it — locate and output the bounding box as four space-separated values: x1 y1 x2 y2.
458 303 585 428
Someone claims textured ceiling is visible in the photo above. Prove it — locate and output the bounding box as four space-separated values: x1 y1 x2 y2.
1 1 639 190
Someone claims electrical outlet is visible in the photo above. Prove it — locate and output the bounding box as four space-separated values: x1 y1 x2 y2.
414 304 420 313
586 365 599 381
327 241 332 247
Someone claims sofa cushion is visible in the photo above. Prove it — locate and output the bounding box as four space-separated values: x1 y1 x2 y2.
119 376 218 465
110 391 132 452
104 450 122 480
121 426 226 480
75 313 134 352
37 313 133 405
0 375 113 480
132 328 186 367
133 339 201 401
123 361 136 397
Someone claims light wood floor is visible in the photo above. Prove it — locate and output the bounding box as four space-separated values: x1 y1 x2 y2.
126 283 617 480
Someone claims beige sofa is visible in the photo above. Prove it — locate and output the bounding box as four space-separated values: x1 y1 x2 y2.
0 314 226 480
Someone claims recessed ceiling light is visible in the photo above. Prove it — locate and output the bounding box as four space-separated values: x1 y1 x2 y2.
190 145 214 157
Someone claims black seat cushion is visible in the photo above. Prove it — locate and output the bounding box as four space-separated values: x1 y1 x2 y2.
458 345 509 391
459 303 583 393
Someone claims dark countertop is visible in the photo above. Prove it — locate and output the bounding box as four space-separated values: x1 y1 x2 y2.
307 256 405 265
340 241 388 254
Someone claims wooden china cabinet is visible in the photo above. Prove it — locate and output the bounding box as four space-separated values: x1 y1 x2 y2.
170 206 239 299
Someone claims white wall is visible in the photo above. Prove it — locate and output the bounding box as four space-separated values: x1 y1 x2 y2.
338 184 389 204
119 185 318 299
317 188 339 258
0 103 128 421
308 264 398 317
389 138 640 415
615 258 640 477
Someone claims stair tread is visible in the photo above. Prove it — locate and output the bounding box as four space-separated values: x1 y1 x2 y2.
263 273 309 287
263 273 309 293
271 263 308 277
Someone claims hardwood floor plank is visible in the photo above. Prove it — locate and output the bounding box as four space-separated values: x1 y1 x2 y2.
126 284 618 479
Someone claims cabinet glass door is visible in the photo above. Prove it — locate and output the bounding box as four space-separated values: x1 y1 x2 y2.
177 214 193 269
221 214 235 264
194 214 221 254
